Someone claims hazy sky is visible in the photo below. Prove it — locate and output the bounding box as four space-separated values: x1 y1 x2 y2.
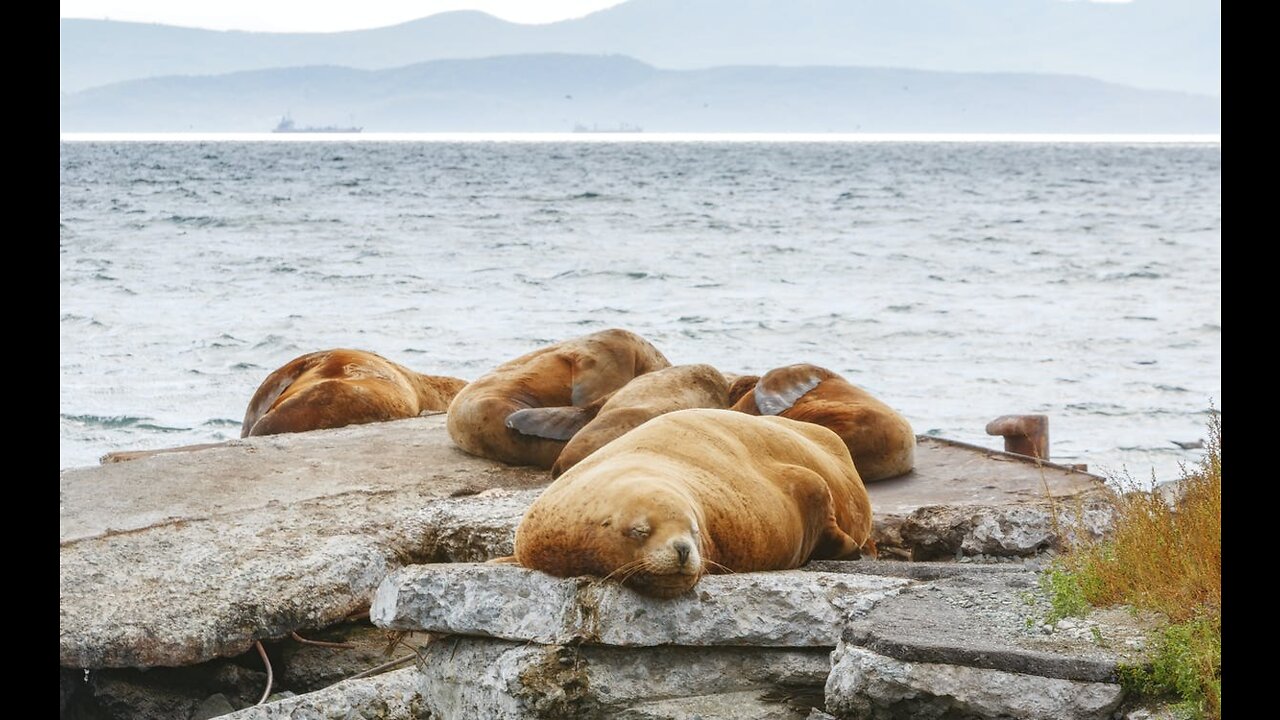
60 0 630 31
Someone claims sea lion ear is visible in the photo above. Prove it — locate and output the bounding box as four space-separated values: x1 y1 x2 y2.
754 371 823 415
506 406 594 440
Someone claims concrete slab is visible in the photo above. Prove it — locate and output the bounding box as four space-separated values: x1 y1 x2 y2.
372 563 909 647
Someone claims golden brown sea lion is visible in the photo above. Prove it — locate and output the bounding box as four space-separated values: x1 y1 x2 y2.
550 364 730 478
513 408 875 598
724 373 761 407
730 363 915 481
240 349 467 437
446 328 671 468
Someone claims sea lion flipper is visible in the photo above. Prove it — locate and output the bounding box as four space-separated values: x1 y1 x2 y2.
486 555 521 565
506 407 593 441
754 372 824 415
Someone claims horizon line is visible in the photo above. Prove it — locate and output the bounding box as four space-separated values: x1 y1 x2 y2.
59 132 1222 144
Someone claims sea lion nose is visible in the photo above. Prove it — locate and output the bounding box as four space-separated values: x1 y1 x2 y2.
674 540 691 565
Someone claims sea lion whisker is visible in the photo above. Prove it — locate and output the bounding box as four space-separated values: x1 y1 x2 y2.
601 558 646 583
704 559 736 574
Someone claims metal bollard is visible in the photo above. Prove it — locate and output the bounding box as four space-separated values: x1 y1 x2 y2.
985 414 1049 460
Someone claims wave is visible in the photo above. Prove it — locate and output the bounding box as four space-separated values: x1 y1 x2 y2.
60 412 184 427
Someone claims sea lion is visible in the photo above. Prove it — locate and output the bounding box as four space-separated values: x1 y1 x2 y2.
446 328 671 468
731 363 915 481
513 408 875 598
240 349 467 437
724 373 760 407
550 364 730 478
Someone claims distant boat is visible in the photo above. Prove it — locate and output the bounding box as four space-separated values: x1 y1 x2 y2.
272 115 362 133
572 122 643 133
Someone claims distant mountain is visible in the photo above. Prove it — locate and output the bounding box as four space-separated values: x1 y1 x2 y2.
58 54 1220 133
60 0 1220 96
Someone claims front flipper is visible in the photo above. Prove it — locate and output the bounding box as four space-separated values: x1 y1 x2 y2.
506 406 594 441
754 371 824 416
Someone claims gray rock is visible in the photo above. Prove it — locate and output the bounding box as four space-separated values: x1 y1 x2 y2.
372 563 910 647
825 644 1125 720
61 419 1115 670
221 666 427 719
841 570 1146 682
192 693 236 719
803 559 1028 581
870 437 1114 561
60 417 548 668
615 691 817 719
893 499 1117 561
415 636 830 719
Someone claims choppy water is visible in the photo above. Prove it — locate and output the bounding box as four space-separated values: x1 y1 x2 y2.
60 139 1221 484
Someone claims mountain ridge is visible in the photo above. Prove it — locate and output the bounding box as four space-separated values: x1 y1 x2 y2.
60 0 1221 95
59 53 1221 133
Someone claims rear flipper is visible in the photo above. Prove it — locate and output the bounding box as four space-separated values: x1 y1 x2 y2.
754 370 824 415
506 406 595 440
811 523 864 560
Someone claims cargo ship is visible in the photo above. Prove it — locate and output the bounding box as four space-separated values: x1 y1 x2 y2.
272 115 362 133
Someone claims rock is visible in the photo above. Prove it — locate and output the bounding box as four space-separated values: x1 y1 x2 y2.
841 570 1145 682
414 637 830 719
803 559 1028 581
220 666 427 719
869 437 1114 560
192 693 236 719
372 563 910 647
894 499 1117 561
615 690 816 719
279 623 431 693
61 419 1115 670
60 416 548 668
824 644 1125 720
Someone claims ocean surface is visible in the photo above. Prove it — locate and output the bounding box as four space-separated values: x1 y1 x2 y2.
60 138 1221 485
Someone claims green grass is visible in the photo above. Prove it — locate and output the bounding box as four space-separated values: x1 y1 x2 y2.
1044 411 1220 719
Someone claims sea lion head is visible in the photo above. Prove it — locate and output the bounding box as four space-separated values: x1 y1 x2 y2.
518 475 707 599
601 481 707 598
